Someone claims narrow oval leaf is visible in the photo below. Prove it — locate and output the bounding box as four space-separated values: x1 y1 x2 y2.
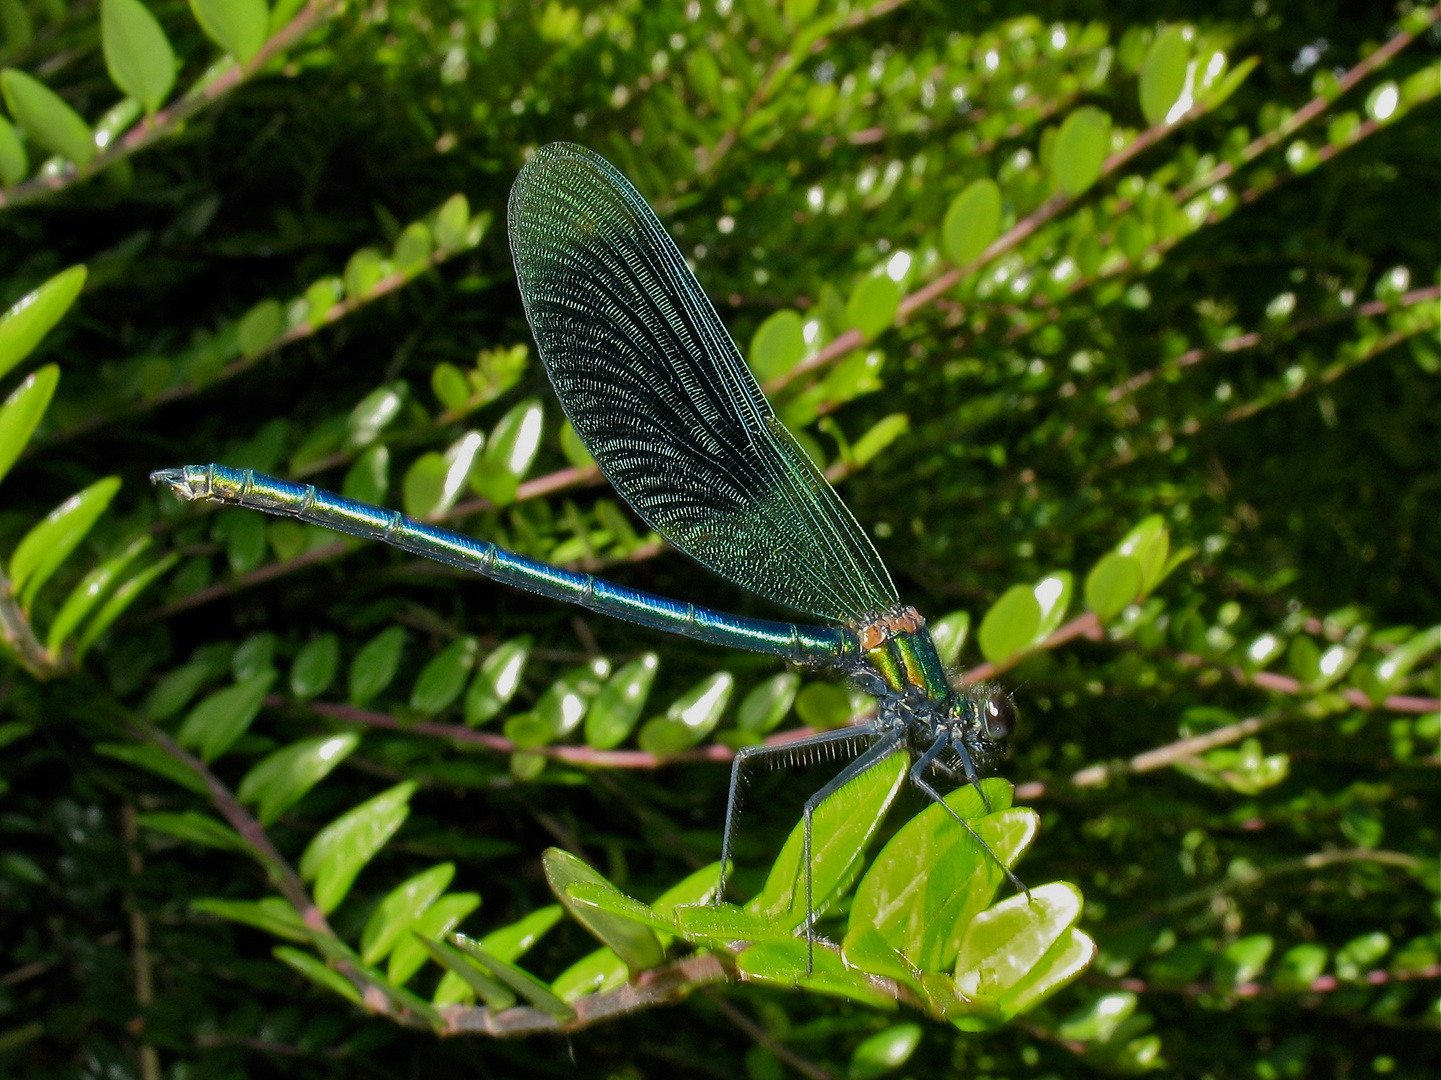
481 904 565 963
45 534 150 654
0 265 87 381
749 309 805 379
736 671 800 734
272 947 364 1005
977 584 1042 666
849 1023 922 1080
393 220 434 271
0 115 26 185
289 633 339 699
432 193 471 252
191 896 308 942
637 671 733 755
176 670 276 762
847 275 902 339
449 935 575 1020
9 476 122 611
237 732 359 825
465 635 532 725
101 0 176 114
421 936 515 1009
345 382 405 450
188 0 269 63
953 881 1093 1013
551 946 629 1003
298 781 416 914
137 810 247 852
409 636 480 715
1051 106 1111 197
0 70 95 167
943 178 1003 268
1085 553 1143 621
0 364 59 486
236 298 282 358
851 413 909 467
471 398 543 505
342 443 389 505
96 740 208 794
1031 571 1073 643
585 652 659 749
360 863 456 964
542 848 666 971
1116 514 1170 591
348 625 406 705
389 892 480 985
1139 27 1190 126
73 553 177 659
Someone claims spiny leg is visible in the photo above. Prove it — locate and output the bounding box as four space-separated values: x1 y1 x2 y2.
715 726 878 904
797 731 904 974
909 733 1028 897
951 737 993 814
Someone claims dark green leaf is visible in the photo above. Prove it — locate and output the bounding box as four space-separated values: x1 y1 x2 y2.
9 476 122 611
289 634 339 699
137 810 248 852
410 636 479 715
585 652 658 749
176 670 276 762
192 896 309 942
348 625 406 706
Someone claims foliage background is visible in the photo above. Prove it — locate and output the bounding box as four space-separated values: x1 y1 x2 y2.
0 0 1436 1077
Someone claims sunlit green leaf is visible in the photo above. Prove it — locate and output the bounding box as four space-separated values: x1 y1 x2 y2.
929 611 970 668
0 70 95 167
846 275 901 339
0 265 87 381
848 1023 922 1080
1085 553 1143 621
191 896 308 942
736 672 800 734
977 584 1041 666
637 671 733 754
46 534 150 654
448 934 575 1020
188 0 268 63
360 862 455 964
750 309 805 379
237 732 359 825
73 553 177 659
542 848 665 970
272 946 363 1005
465 635 532 725
101 0 176 114
1139 27 1190 126
432 193 470 252
9 476 122 611
551 945 628 1002
794 680 853 730
389 892 480 984
176 670 276 762
471 398 543 505
393 220 433 271
298 781 416 914
585 652 659 748
1051 106 1111 197
943 178 1003 268
0 365 58 487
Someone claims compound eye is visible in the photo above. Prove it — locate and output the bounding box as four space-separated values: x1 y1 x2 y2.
981 693 1016 741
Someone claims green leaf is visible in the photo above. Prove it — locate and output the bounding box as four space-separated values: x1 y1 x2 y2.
298 781 416 914
0 265 87 381
237 732 359 825
409 636 479 715
848 1023 922 1080
345 382 406 450
542 848 666 970
0 70 95 167
191 896 308 942
46 534 150 654
1116 515 1170 592
1138 26 1190 126
480 904 565 963
559 419 594 470
929 610 970 668
101 0 176 114
551 946 629 1002
289 633 339 699
977 584 1041 666
952 882 1095 1021
235 298 282 358
794 681 853 730
393 220 434 271
637 671 733 755
1051 106 1111 197
0 114 27 185
448 935 575 1020
672 901 787 948
846 275 901 339
403 430 482 519
419 935 516 1009
1374 624 1440 693
1272 942 1327 993
736 671 800 734
73 553 177 659
342 443 389 505
176 670 276 762
389 892 480 984
747 752 907 927
465 635 532 725
851 413 909 467
348 625 406 705
431 361 471 412
137 810 248 852
942 178 1003 267
1032 571 1072 642
564 881 677 937
343 247 387 300
1214 933 1273 987
736 938 898 1009
471 398 544 505
96 741 208 795
749 309 805 379
272 946 364 1005
585 652 659 749
9 476 122 611
360 862 455 964
0 364 58 487
432 193 470 252
188 0 268 63
1085 553 1143 622
849 779 1035 971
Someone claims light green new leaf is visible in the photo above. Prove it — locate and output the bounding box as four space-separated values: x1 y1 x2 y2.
1116 514 1170 591
559 419 594 469
749 309 805 379
236 298 282 358
410 636 480 715
0 365 58 487
747 752 907 927
46 534 150 654
735 671 800 735
1085 553 1143 621
348 625 406 705
393 221 433 271
344 247 387 301
673 901 787 949
848 1023 922 1080
1031 571 1072 643
101 0 176 114
449 935 575 1020
403 431 481 519
272 946 364 1005
637 671 733 755
360 862 454 964
191 896 308 942
289 633 339 699
432 193 470 252
73 553 177 659
465 634 532 725
0 115 26 185
736 938 898 1009
847 275 901 339
929 610 970 668
471 398 543 505
176 670 276 762
0 70 95 167
1051 106 1111 197
1139 27 1190 126
977 584 1041 666
585 652 658 749
943 178 1003 268
237 732 359 825
0 265 87 381
9 476 122 611
421 936 516 1009
345 382 405 450
551 946 628 1002
851 413 909 467
188 0 268 63
1272 943 1328 992
543 848 665 971
137 810 247 852
299 781 416 914
390 893 480 984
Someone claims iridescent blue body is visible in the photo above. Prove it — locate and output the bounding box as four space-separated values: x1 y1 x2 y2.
153 143 1017 968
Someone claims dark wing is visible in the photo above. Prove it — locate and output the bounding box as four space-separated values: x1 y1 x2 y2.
507 142 897 624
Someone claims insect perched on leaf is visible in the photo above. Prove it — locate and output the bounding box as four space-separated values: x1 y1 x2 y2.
153 143 1025 970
